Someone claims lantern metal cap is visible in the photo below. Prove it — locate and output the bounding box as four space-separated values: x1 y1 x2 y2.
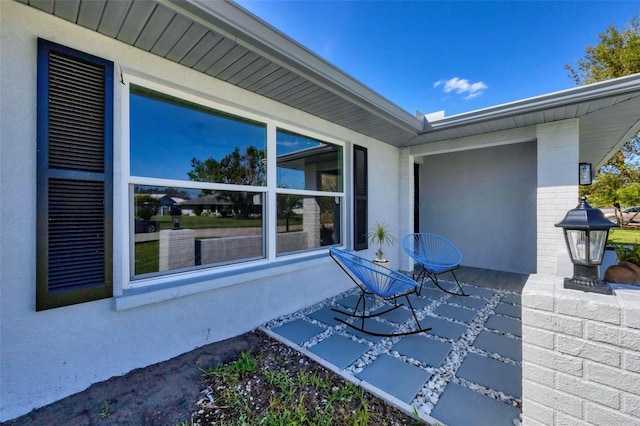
555 197 619 230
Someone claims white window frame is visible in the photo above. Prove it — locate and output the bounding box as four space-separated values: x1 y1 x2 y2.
116 74 346 293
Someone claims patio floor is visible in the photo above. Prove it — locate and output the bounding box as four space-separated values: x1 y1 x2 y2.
261 266 527 425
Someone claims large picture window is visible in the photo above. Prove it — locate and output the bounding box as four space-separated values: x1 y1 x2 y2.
127 83 344 285
129 86 267 281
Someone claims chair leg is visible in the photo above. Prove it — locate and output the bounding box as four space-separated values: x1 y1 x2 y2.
331 297 405 321
331 290 432 337
413 267 428 295
421 267 468 296
449 269 468 296
333 317 431 337
403 293 431 334
358 292 366 331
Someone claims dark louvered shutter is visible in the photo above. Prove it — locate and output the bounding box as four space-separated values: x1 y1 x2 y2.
36 39 113 310
353 145 368 250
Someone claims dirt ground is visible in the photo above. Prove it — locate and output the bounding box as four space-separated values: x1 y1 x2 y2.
3 332 262 425
3 330 419 426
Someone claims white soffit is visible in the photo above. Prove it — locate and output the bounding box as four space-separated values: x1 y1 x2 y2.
15 0 640 160
16 0 422 146
411 74 640 167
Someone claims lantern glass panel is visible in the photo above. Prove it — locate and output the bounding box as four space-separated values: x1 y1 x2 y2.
565 229 609 265
589 230 608 264
565 230 587 264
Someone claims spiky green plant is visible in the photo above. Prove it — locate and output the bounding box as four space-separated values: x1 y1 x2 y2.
367 222 397 260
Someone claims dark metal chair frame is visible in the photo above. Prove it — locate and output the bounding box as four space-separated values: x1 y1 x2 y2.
402 233 468 296
329 247 431 337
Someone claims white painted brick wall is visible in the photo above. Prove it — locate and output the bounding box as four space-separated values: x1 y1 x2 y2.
585 403 640 426
624 351 640 374
525 399 556 424
159 229 195 271
523 361 555 387
556 335 621 367
624 305 640 329
522 325 555 349
556 296 621 324
556 372 620 408
554 412 589 426
523 308 584 337
522 275 640 425
624 394 640 417
524 380 584 419
398 148 414 272
536 120 579 276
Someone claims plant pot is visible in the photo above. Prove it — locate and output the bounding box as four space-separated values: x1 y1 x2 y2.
604 261 640 285
372 259 390 268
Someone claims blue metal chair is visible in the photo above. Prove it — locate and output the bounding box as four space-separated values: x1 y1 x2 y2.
329 247 431 337
402 233 468 296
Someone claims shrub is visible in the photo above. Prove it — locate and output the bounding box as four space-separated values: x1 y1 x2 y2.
134 194 161 221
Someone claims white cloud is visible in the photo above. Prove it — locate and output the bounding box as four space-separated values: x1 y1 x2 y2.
434 77 488 100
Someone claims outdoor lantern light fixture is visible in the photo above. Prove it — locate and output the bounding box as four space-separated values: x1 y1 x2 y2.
579 162 593 185
555 197 618 295
170 205 182 230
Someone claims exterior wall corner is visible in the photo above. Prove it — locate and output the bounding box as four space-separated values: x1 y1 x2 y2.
535 119 580 277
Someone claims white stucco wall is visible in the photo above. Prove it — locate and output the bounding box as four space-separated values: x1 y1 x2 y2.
409 119 582 276
361 142 403 264
0 2 402 420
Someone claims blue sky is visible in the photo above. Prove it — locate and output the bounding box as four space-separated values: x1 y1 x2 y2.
236 1 639 117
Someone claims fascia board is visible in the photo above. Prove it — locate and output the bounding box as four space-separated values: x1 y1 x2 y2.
425 73 640 132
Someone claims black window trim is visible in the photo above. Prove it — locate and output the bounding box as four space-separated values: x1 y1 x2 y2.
353 144 368 251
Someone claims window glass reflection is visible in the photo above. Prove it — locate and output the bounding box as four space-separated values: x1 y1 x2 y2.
276 194 341 255
276 129 342 191
130 86 266 184
132 185 265 278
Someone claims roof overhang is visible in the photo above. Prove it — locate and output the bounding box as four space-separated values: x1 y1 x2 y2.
17 0 422 145
411 74 640 169
16 0 640 166
277 144 339 171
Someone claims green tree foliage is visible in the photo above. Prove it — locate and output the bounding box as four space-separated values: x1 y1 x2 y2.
188 146 266 218
134 194 161 221
617 182 640 206
565 15 640 208
565 16 640 85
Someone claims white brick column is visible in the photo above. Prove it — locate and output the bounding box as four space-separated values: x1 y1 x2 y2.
520 118 640 425
536 119 579 277
522 276 640 425
398 147 414 272
302 197 320 248
159 229 195 271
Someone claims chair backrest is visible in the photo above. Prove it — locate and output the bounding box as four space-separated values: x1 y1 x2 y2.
402 233 462 267
329 247 418 298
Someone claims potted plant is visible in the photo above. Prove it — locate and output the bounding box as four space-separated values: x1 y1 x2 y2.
367 221 397 266
604 242 640 285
